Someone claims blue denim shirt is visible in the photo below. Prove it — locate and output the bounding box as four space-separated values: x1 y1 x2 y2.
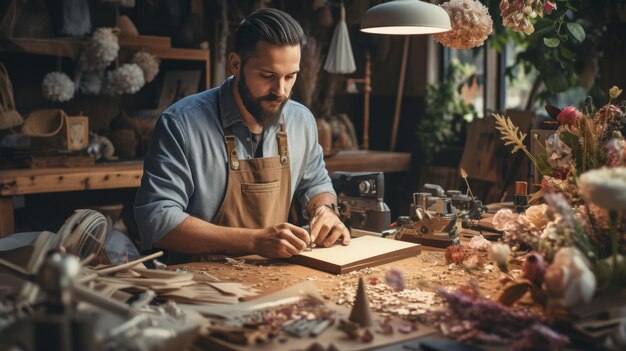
134 77 335 250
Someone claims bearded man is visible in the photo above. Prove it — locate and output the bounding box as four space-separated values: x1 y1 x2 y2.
135 8 349 263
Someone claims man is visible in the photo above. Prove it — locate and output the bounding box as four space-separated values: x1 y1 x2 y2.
135 8 350 263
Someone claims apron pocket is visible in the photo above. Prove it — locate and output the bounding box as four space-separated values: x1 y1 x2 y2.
241 180 281 193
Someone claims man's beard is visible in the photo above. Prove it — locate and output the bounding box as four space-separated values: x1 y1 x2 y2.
237 71 289 129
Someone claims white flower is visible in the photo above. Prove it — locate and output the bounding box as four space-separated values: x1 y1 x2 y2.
610 86 623 100
468 235 491 251
544 247 596 307
492 209 518 231
523 204 549 232
606 138 626 167
545 134 574 171
578 167 626 210
41 72 75 102
131 51 160 83
78 27 119 72
490 243 511 273
104 63 145 96
541 221 559 240
434 0 493 49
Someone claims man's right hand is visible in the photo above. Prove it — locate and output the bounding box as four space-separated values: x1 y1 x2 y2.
252 223 310 258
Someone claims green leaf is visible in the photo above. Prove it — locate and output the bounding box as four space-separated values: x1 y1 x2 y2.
543 37 560 48
536 154 552 175
559 130 579 150
545 72 569 92
533 18 555 37
566 23 585 44
559 45 576 59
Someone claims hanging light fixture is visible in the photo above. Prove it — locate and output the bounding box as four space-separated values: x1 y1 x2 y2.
360 0 451 35
324 1 357 74
359 0 452 151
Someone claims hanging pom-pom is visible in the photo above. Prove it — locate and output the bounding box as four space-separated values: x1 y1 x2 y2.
104 63 145 96
131 51 160 83
41 72 75 102
433 0 493 49
77 70 104 95
78 27 120 72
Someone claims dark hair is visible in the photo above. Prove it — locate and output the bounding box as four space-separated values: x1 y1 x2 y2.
234 8 306 63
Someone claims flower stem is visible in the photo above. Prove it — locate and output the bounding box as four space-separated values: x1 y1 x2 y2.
533 133 547 153
610 210 619 282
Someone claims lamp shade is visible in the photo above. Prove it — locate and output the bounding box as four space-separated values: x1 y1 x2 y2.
324 3 356 74
360 0 451 35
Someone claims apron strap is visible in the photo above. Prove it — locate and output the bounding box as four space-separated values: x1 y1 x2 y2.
224 127 240 171
276 131 289 166
277 114 289 165
224 116 288 169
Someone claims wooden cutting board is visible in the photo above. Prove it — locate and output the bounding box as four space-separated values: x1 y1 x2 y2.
290 236 421 274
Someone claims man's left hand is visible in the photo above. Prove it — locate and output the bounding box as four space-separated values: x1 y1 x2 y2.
310 205 350 247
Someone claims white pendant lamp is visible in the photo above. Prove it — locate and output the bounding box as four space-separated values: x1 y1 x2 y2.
324 2 357 74
359 0 451 151
360 0 451 35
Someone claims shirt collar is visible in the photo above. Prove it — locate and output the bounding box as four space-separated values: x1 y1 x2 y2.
218 76 242 129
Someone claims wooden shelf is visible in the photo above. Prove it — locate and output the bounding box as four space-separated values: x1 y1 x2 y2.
0 38 82 59
0 37 210 61
0 151 411 236
0 161 144 196
1 37 212 89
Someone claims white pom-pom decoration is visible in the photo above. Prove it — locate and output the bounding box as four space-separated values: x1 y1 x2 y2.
41 72 75 102
78 27 119 72
104 63 145 96
433 0 493 49
131 51 160 83
78 70 104 95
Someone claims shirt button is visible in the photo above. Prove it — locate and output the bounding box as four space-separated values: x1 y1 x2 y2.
246 138 250 141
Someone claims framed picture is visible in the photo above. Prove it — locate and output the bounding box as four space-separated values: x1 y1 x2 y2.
66 116 89 151
158 70 202 108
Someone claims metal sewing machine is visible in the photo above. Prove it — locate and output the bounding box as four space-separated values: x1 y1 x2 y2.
330 172 391 237
393 184 486 248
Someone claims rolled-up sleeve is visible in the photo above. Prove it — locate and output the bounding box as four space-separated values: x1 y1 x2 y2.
295 116 336 209
135 114 193 250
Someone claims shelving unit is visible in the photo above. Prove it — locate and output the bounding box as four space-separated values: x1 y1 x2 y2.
0 37 211 88
0 151 411 236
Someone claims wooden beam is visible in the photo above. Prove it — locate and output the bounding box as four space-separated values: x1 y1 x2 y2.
390 36 410 152
0 197 14 237
325 150 411 173
0 163 144 196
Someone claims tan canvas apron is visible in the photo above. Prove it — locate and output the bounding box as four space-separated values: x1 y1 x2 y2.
168 120 292 264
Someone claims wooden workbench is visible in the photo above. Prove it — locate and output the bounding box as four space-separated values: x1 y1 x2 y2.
0 150 411 236
176 240 506 350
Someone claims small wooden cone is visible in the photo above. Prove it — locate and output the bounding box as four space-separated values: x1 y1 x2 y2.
349 277 373 327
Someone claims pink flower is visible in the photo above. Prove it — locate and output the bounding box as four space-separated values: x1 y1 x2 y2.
597 104 622 119
385 268 405 291
522 252 547 285
499 0 510 12
544 1 557 15
556 106 582 125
